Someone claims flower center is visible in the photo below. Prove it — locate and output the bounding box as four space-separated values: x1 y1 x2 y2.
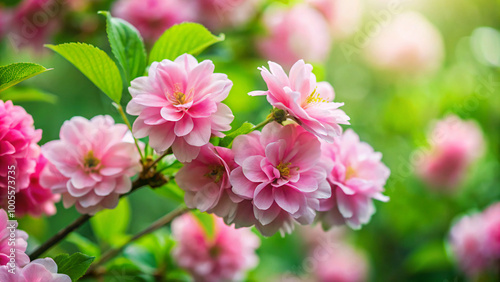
303 87 327 107
345 166 357 180
83 151 100 172
205 165 225 183
168 83 192 106
277 162 292 178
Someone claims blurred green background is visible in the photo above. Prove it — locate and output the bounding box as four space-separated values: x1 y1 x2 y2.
1 0 499 281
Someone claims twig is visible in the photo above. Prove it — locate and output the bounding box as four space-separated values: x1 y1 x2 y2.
85 205 189 275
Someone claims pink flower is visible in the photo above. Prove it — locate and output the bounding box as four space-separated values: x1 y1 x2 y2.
176 144 243 218
127 54 234 162
112 0 198 43
257 4 332 67
172 213 260 282
0 101 41 195
197 0 262 31
319 129 390 230
0 257 71 282
8 0 62 50
364 12 444 75
449 213 490 277
250 60 349 142
482 203 500 260
415 115 484 191
307 0 363 39
0 209 29 267
40 115 141 215
15 155 60 217
314 243 369 282
229 122 331 236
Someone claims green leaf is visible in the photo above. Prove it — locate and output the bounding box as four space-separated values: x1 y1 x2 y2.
149 23 224 64
0 63 51 92
219 122 255 147
0 87 57 104
46 43 123 103
53 252 95 281
90 198 130 247
404 240 452 273
66 233 101 258
99 11 147 83
192 211 215 239
154 182 185 204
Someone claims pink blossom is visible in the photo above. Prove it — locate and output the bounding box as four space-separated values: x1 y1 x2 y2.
0 101 41 195
229 122 331 236
250 60 349 142
15 155 60 217
307 0 363 39
415 115 484 191
0 257 71 282
176 144 243 218
8 0 62 50
364 12 444 75
127 54 234 162
482 203 500 260
0 209 29 267
449 213 490 277
197 0 262 31
314 243 369 282
257 4 332 67
40 115 141 215
112 0 198 43
172 213 259 281
319 129 390 230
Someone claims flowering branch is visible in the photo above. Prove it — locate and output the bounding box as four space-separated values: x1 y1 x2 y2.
85 205 189 277
29 174 162 260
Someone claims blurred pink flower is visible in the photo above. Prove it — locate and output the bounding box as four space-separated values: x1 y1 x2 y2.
250 60 349 142
415 115 484 191
112 0 198 43
40 115 141 215
8 0 63 50
197 0 262 31
364 12 444 75
0 209 29 267
172 213 259 281
127 54 234 162
15 155 60 217
0 257 71 282
449 213 490 277
257 4 332 67
229 122 331 236
314 243 369 282
482 203 500 260
307 0 363 39
0 100 41 195
319 129 390 230
176 144 242 217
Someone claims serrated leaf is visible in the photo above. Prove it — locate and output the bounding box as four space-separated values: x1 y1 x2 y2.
192 211 215 239
0 62 51 92
149 23 224 64
67 233 101 258
0 87 57 103
46 43 123 103
219 122 255 147
90 198 130 247
99 11 147 83
53 252 95 281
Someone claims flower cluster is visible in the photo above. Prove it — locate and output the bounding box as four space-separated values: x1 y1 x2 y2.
0 209 29 267
0 258 71 282
0 100 62 217
172 213 260 281
159 56 389 236
449 202 500 278
41 115 141 215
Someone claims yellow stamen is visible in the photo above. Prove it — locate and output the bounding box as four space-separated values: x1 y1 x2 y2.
345 166 357 180
205 165 225 183
304 87 328 107
277 162 292 178
83 151 100 171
